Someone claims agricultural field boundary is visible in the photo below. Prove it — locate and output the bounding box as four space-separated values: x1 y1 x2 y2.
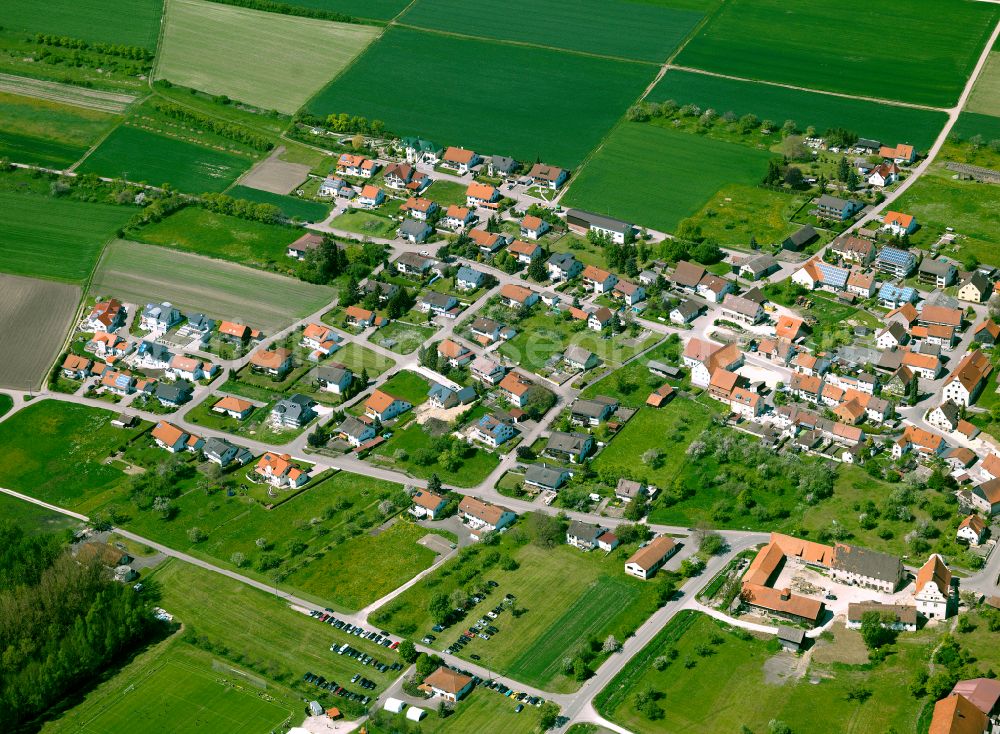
0 73 136 113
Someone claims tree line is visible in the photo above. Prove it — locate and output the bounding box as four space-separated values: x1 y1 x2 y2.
0 522 158 731
149 99 274 152
33 34 154 61
201 0 373 24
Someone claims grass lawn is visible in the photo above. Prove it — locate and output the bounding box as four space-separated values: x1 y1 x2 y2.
892 165 1000 263
563 122 773 234
0 191 133 283
0 393 12 417
370 420 500 487
954 111 1000 142
377 370 432 405
0 91 121 169
285 520 439 610
132 207 302 269
684 184 806 246
369 690 543 733
183 394 269 434
371 320 437 355
499 311 658 375
227 186 330 223
802 292 881 347
651 69 948 151
91 239 337 334
0 493 79 536
331 209 399 238
157 0 378 114
4 0 163 49
325 341 394 378
424 180 470 209
78 124 253 193
595 611 956 734
399 0 704 62
674 0 999 107
0 401 147 512
548 233 610 271
372 536 664 692
579 337 681 405
594 400 714 490
307 26 657 168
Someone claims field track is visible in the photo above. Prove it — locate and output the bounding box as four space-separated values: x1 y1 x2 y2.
0 74 135 114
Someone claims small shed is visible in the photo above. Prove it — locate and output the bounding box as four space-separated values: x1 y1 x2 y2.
406 707 427 722
308 701 323 716
777 625 806 651
384 697 406 714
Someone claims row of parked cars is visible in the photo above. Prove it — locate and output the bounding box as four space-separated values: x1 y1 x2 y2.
302 671 371 707
309 609 399 650
331 642 404 675
481 679 545 711
444 594 514 654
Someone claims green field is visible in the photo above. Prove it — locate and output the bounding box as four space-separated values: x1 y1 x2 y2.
675 0 999 108
954 111 1000 140
44 559 401 733
0 393 12 417
285 520 439 610
308 26 658 167
651 70 948 150
0 401 144 512
4 0 163 49
78 125 253 193
593 401 715 490
91 239 338 333
157 0 378 114
376 370 432 405
595 611 991 734
227 185 330 222
372 536 663 692
257 0 410 20
563 122 772 233
331 209 399 238
0 493 79 536
325 341 394 377
0 92 120 169
132 206 302 268
371 420 500 487
121 471 428 611
686 184 804 245
892 164 1000 263
399 0 705 62
67 657 291 734
579 338 681 405
0 191 133 282
967 51 1000 116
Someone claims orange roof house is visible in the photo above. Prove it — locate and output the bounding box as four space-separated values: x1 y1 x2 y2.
775 315 806 341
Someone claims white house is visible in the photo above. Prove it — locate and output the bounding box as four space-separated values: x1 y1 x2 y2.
957 514 987 546
913 554 952 620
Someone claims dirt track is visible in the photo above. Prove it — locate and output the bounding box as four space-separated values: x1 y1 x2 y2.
0 73 135 113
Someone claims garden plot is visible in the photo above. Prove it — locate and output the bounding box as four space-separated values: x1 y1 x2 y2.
235 146 312 195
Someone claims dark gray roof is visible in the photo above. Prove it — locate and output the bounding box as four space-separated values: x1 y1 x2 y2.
315 364 352 384
784 225 818 247
777 626 806 644
471 317 501 333
963 270 990 293
491 155 519 173
524 463 567 489
832 543 902 583
816 194 851 210
564 346 595 366
919 258 955 276
567 520 604 543
185 313 215 331
566 209 633 234
547 252 579 270
155 380 192 403
398 219 432 238
203 436 236 458
546 431 591 454
421 291 456 307
338 415 373 440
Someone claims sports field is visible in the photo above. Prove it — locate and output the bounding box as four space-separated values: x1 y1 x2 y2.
651 70 948 150
72 659 290 734
0 192 132 282
563 122 772 233
967 52 1000 117
157 0 378 114
78 125 252 193
399 0 705 62
227 186 330 222
0 274 80 391
4 0 163 49
131 206 303 268
0 91 120 169
675 0 1000 107
308 27 657 167
91 239 337 333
